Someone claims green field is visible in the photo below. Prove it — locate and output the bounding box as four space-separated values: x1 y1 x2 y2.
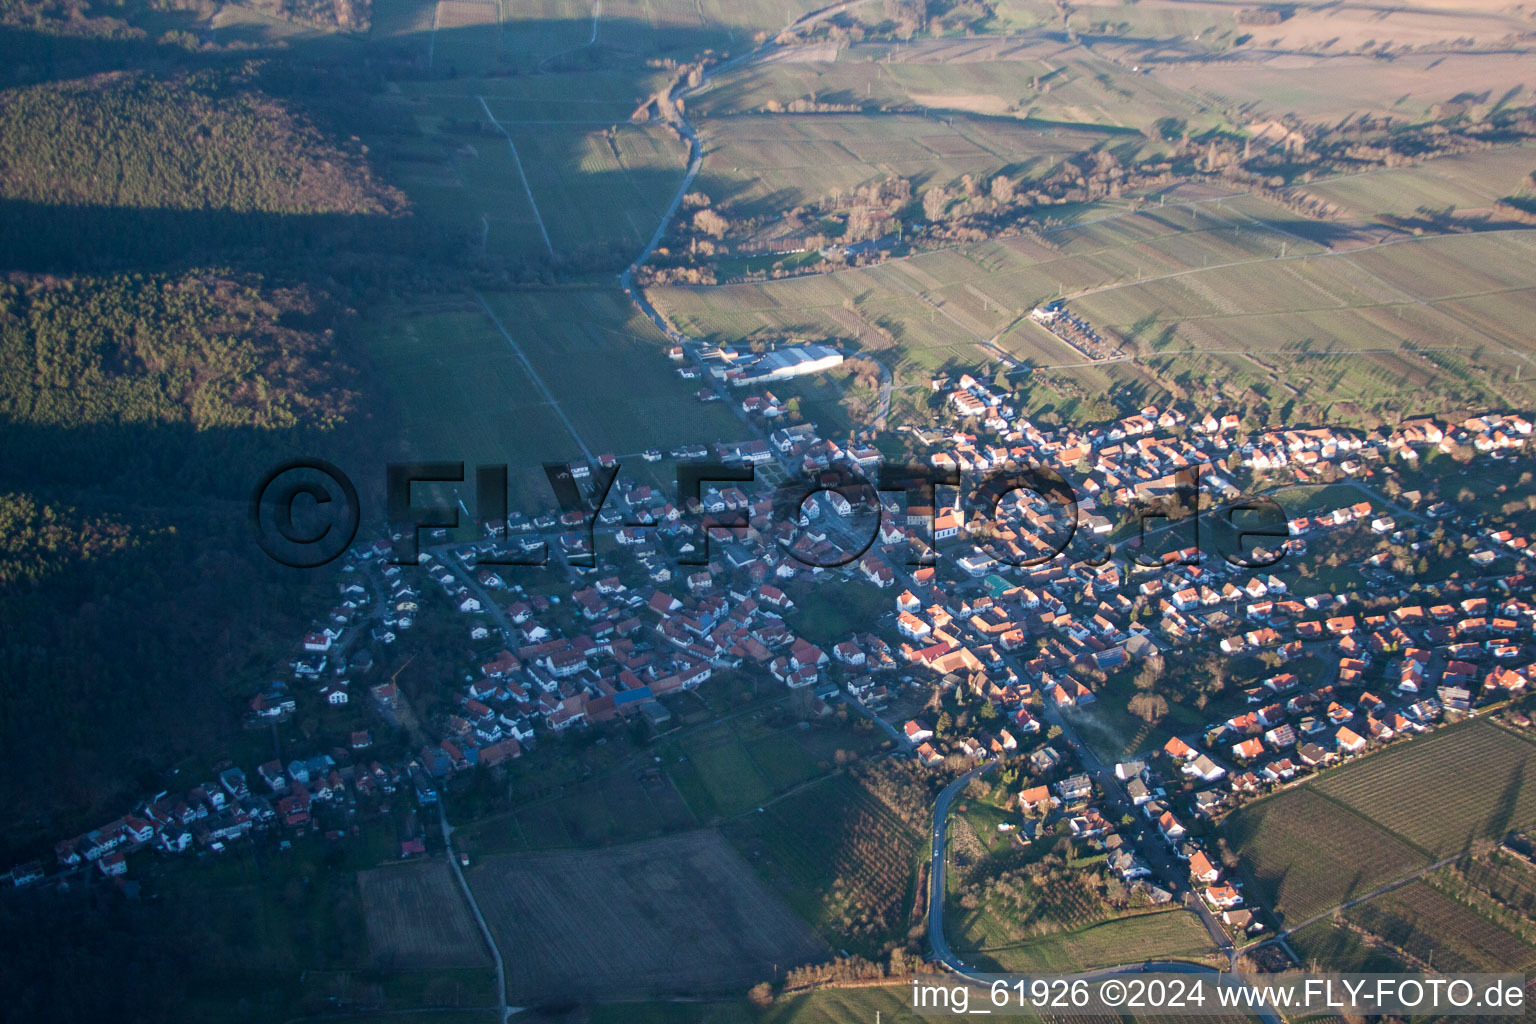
958 908 1220 973
365 288 746 510
693 112 1130 219
1295 145 1536 222
455 769 699 853
663 717 840 820
652 163 1536 426
385 75 688 263
1229 720 1536 929
1313 719 1536 858
1288 916 1409 973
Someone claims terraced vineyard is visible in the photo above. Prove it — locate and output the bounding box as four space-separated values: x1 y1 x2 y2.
1345 880 1536 973
1456 851 1536 918
724 772 922 955
1314 719 1536 857
1289 916 1409 973
1224 788 1429 923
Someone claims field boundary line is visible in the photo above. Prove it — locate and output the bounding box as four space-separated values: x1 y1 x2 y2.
471 289 594 463
1244 853 1464 953
427 0 439 67
476 95 554 257
1303 785 1439 862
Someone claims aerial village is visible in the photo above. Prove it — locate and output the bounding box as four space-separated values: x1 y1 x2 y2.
14 354 1536 943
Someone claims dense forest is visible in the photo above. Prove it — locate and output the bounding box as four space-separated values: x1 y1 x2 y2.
0 0 369 37
0 68 403 216
0 269 372 858
0 272 356 432
0 42 402 863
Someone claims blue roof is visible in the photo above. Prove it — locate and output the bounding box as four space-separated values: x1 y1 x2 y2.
613 686 654 706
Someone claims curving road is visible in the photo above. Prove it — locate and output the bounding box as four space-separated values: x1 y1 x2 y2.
619 0 882 337
924 740 1282 1024
927 760 997 967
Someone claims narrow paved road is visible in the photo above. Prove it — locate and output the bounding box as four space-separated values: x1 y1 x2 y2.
476 97 554 258
619 0 882 337
472 289 594 462
924 755 1282 1024
438 798 508 1022
1241 852 1463 955
927 760 996 967
1031 685 1238 966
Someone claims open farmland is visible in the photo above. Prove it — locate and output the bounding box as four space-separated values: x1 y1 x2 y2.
1313 719 1536 857
1345 879 1536 973
357 862 491 968
693 35 1218 137
385 77 687 263
1288 916 1409 973
1291 145 1536 224
723 772 922 956
1070 225 1536 418
1147 48 1536 125
693 113 1130 219
958 908 1219 973
468 830 825 1001
1224 787 1429 924
431 0 503 77
366 289 747 511
950 869 1120 950
454 769 699 854
489 0 834 71
1456 851 1536 919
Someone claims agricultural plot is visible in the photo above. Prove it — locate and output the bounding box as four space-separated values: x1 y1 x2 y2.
431 0 503 78
363 304 581 510
356 862 491 968
1294 145 1536 223
385 80 687 263
468 830 825 1001
454 770 698 854
497 118 686 258
670 723 777 818
950 870 1121 955
1147 47 1536 124
958 908 1219 974
371 0 435 38
475 287 746 457
1224 788 1429 924
666 709 885 822
493 0 830 71
1288 916 1408 973
1313 719 1536 857
366 289 745 512
723 772 922 955
1345 880 1536 973
693 113 1125 219
657 178 1536 423
653 187 1394 419
1457 852 1536 919
1074 227 1536 416
696 35 1217 137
